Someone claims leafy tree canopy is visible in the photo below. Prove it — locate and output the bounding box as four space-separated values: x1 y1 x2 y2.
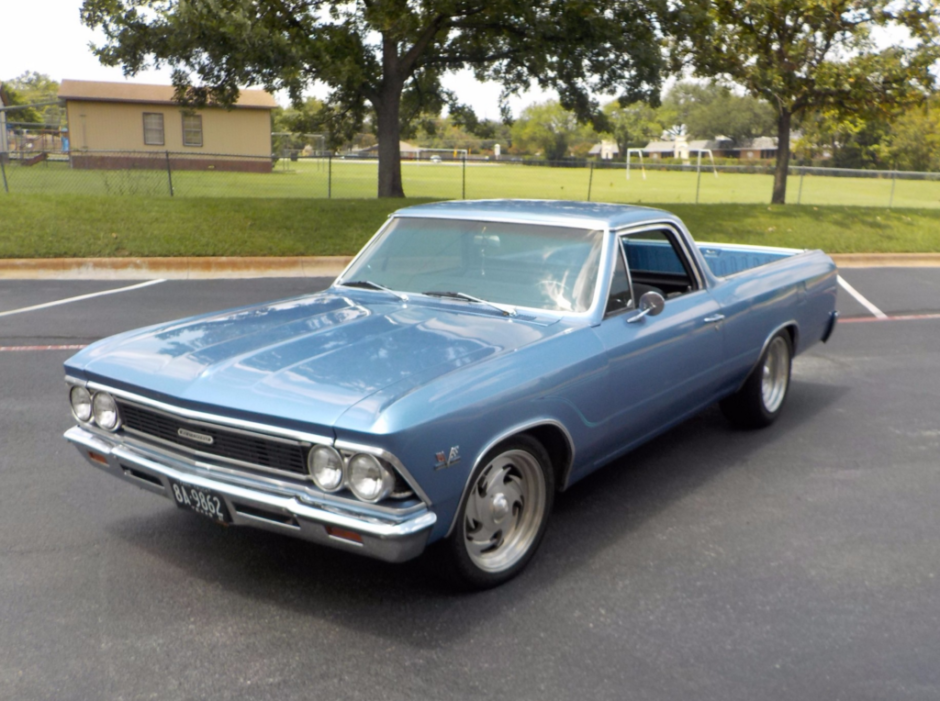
510 100 598 160
81 0 666 196
1 72 61 125
658 81 775 142
673 0 940 202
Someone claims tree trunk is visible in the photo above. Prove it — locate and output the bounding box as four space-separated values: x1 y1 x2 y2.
771 109 792 205
376 34 406 198
376 86 405 198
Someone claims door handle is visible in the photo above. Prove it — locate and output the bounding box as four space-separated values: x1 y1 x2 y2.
703 314 725 323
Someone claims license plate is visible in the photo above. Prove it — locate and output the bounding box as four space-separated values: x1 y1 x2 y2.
169 480 231 524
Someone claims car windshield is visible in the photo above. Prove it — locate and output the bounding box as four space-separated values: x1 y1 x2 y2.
341 217 604 313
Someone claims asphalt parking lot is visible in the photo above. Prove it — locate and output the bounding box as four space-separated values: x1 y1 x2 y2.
1 270 939 700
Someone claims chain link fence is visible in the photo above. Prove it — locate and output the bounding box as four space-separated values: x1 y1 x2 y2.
3 150 940 208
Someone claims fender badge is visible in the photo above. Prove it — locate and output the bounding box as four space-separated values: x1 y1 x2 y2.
434 446 461 470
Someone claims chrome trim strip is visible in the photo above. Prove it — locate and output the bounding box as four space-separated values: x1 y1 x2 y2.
85 381 333 445
445 418 576 538
335 439 433 507
65 375 87 387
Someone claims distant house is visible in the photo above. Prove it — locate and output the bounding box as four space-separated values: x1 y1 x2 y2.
356 141 421 158
59 79 278 172
733 136 779 160
643 141 676 159
588 141 620 160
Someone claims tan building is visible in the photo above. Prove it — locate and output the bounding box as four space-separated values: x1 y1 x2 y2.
59 79 277 172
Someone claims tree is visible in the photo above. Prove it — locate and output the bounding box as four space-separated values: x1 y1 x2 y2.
658 81 775 142
510 100 597 160
81 0 665 197
601 99 663 155
886 98 940 172
675 0 940 203
1 72 60 124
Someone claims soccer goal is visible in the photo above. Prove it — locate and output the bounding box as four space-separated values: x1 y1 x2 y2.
416 148 469 162
625 149 646 180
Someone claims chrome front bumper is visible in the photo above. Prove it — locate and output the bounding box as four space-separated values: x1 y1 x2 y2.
64 426 436 563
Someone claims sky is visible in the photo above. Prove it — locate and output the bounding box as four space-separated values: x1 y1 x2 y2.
0 0 553 120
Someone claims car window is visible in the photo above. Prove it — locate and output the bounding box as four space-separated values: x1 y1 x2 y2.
622 230 696 298
605 242 633 315
342 217 604 313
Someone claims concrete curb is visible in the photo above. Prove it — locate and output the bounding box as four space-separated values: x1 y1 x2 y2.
0 253 937 279
830 253 940 268
0 256 353 280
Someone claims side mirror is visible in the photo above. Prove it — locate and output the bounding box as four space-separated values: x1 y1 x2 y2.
627 291 665 323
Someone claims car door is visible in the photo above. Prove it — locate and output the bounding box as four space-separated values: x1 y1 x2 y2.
589 227 725 465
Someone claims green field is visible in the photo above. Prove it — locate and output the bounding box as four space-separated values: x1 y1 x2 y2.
3 157 939 208
2 194 939 258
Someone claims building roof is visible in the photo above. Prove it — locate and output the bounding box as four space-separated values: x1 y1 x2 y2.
643 141 675 153
59 80 277 109
735 136 779 151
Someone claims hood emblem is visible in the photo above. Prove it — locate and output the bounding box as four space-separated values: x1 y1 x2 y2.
178 428 214 445
435 446 460 470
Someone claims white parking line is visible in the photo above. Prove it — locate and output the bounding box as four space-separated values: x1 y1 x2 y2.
837 275 888 319
0 279 166 319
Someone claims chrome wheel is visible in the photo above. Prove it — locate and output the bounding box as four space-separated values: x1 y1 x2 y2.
760 336 790 413
463 448 547 573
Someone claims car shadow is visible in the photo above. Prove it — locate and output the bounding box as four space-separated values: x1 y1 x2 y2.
107 378 849 649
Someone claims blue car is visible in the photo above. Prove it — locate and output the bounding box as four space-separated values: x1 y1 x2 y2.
64 200 839 588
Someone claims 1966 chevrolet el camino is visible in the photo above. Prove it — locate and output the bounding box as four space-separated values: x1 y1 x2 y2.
64 200 838 588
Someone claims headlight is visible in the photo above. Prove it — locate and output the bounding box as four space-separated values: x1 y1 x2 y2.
308 445 345 492
347 453 395 503
69 386 93 423
92 392 121 431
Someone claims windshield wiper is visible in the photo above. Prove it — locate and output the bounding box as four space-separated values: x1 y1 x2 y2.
340 280 408 301
422 290 517 317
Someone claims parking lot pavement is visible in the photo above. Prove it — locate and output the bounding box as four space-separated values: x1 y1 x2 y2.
1 271 939 700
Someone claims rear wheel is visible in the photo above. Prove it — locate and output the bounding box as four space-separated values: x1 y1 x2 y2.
720 331 792 429
443 435 554 589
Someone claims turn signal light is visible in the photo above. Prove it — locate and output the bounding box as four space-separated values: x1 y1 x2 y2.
325 526 363 544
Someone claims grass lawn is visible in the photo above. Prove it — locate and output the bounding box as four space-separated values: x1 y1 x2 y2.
5 158 940 208
1 194 939 258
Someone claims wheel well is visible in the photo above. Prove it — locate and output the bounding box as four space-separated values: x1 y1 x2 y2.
783 324 798 354
522 424 573 491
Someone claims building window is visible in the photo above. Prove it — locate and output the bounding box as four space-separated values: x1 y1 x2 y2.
182 114 203 147
143 113 164 146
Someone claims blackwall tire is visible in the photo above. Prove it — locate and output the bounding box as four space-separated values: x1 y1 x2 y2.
720 331 793 429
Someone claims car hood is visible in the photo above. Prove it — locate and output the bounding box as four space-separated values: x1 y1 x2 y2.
66 291 562 431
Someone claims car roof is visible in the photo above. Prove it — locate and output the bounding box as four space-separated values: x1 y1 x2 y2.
392 199 676 230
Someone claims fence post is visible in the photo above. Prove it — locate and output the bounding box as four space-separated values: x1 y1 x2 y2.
0 157 8 194
695 151 702 204
328 155 332 199
889 166 897 208
165 151 174 197
587 161 594 202
797 167 805 205
462 156 467 199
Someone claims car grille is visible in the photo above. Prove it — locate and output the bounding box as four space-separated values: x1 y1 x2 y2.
117 401 308 476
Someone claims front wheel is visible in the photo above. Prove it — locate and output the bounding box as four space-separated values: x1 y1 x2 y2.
443 435 554 589
720 331 792 429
